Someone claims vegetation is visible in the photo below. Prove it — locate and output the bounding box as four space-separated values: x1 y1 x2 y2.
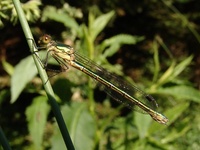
1 0 200 149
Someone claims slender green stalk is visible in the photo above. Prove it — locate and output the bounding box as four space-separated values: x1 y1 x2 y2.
152 38 160 83
12 0 75 149
0 126 12 150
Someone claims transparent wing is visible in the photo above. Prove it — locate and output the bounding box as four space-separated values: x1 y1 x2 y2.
74 51 158 113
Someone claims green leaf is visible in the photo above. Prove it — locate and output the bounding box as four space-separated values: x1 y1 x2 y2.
101 34 144 57
158 103 190 144
157 85 200 103
90 11 114 41
2 59 14 76
41 6 79 34
25 96 50 149
134 112 152 139
51 102 96 150
164 102 189 125
149 102 190 134
171 55 193 79
157 60 176 86
161 124 190 144
11 55 37 103
22 0 41 23
157 55 193 86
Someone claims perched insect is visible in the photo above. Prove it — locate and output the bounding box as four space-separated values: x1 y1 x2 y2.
32 34 168 124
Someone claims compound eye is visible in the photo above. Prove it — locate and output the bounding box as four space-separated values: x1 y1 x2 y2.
44 35 51 43
44 35 47 39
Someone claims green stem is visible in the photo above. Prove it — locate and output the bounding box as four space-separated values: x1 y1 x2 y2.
12 0 75 149
0 126 12 150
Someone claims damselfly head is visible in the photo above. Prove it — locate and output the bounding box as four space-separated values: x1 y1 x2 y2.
38 34 52 46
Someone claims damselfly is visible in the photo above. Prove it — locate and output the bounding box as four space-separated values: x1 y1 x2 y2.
32 34 168 124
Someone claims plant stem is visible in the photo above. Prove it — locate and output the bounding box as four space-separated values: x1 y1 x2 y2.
0 126 12 150
12 0 75 149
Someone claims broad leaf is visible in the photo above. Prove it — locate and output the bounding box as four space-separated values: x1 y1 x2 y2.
90 11 114 41
101 34 144 57
157 85 200 103
51 102 96 150
11 55 37 103
41 6 79 34
25 96 50 149
171 55 193 79
134 112 152 139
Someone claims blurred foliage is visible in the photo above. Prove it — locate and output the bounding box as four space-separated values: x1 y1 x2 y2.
0 0 41 28
1 0 200 150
